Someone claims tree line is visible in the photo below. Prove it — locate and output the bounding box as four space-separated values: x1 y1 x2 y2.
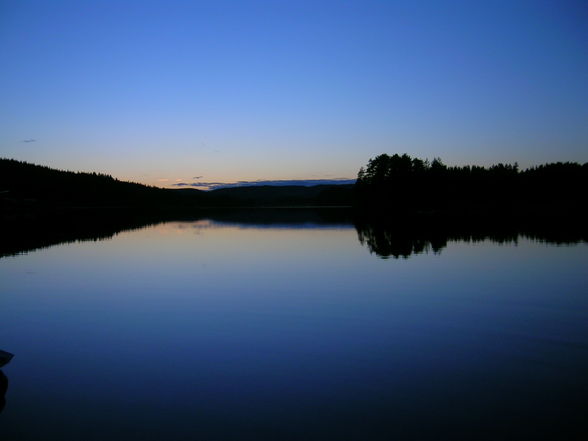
2 155 587 214
0 158 210 210
355 153 588 213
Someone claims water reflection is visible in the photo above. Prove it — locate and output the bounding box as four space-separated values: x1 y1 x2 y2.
1 213 587 440
1 209 586 259
0 208 353 258
354 216 588 258
0 211 163 258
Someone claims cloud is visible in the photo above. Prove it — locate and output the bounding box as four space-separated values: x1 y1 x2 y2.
172 179 355 190
173 181 226 188
22 139 36 143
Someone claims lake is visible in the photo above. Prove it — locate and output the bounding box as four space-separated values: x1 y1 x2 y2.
1 211 587 440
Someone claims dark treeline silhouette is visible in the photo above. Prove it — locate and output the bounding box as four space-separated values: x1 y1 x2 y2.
2 156 587 216
0 158 353 212
354 214 588 259
0 158 207 210
356 153 588 215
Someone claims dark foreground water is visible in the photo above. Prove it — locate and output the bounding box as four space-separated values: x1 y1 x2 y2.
1 214 587 440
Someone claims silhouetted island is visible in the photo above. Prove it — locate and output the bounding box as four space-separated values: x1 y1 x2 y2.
355 153 588 217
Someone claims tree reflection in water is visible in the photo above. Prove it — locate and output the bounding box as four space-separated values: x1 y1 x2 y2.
0 209 586 260
354 216 586 259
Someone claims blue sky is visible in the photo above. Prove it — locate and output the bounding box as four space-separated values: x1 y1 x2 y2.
1 0 586 187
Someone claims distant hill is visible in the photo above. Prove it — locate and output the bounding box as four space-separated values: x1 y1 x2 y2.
173 178 355 190
208 184 354 206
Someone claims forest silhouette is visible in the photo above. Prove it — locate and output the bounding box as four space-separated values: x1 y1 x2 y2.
0 158 350 210
1 155 587 216
355 153 587 215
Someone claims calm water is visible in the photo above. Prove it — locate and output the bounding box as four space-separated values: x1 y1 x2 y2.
1 217 587 440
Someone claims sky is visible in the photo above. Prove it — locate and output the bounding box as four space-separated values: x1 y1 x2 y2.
1 0 587 188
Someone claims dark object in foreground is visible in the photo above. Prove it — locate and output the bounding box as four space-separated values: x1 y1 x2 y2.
0 370 7 414
0 351 11 414
0 351 13 368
